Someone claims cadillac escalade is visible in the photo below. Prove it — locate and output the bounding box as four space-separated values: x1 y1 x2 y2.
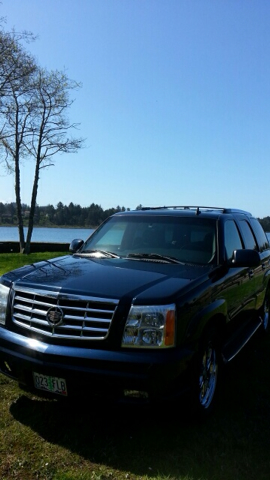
0 206 269 416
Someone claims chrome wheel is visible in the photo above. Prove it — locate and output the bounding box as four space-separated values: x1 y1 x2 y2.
199 342 218 409
261 290 270 332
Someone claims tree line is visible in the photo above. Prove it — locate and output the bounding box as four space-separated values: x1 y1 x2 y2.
0 201 131 228
0 201 270 231
258 217 270 233
0 18 84 252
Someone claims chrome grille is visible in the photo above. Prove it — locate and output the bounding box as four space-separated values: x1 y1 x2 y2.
12 287 119 340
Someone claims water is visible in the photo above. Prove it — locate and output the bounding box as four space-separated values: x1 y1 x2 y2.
0 226 94 243
1 226 269 244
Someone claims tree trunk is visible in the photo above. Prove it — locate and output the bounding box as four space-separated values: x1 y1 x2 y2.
14 149 25 253
24 158 39 254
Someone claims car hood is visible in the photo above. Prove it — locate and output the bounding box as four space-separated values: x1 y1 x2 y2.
5 254 214 304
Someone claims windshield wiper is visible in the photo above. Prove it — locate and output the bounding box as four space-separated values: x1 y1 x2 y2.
127 253 182 264
77 249 120 258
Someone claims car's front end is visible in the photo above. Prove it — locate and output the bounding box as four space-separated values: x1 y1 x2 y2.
0 263 197 402
0 208 218 403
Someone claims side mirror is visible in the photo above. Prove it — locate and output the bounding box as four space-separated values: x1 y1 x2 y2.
69 239 84 253
231 249 260 268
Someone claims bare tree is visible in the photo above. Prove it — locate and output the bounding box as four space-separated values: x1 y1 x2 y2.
0 29 36 102
24 68 84 253
0 29 37 251
0 29 84 253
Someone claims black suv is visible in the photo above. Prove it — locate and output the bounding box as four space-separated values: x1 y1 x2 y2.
0 206 269 416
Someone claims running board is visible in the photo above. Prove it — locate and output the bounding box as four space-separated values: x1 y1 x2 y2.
222 318 262 364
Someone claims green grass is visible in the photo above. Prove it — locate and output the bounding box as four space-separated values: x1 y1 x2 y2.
1 335 270 480
0 252 68 276
1 254 270 479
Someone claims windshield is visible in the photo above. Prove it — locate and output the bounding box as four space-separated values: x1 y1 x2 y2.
80 215 217 265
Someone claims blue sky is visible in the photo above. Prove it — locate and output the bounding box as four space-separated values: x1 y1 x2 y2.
1 0 270 218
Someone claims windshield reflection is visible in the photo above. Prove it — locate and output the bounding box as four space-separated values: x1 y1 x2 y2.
80 215 217 265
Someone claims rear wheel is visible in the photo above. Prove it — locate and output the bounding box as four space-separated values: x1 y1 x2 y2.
260 288 270 333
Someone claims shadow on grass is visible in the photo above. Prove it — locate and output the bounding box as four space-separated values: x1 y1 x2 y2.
9 332 270 480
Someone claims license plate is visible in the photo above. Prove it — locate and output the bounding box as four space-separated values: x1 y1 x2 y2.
33 372 68 396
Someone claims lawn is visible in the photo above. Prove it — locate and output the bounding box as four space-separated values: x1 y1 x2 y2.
0 252 68 276
0 254 270 479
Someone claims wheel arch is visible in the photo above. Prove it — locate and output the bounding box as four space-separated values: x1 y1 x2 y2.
185 299 227 348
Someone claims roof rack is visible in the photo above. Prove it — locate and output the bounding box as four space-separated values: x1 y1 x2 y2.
139 206 252 215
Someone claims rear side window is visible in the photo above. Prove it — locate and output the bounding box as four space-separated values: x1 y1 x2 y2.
238 220 257 250
250 218 270 252
224 220 243 261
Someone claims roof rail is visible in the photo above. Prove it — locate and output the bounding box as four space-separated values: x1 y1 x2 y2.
139 206 252 215
140 206 225 211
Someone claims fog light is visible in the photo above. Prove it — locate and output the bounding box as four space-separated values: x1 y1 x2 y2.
4 361 12 373
124 390 149 399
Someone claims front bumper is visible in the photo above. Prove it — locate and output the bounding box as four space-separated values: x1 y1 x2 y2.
0 328 194 402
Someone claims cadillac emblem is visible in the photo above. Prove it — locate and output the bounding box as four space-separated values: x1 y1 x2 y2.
46 306 64 327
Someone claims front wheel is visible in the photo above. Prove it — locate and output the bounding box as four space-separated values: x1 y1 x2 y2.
191 328 220 418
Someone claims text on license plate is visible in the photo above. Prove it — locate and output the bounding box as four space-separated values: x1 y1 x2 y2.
33 372 68 396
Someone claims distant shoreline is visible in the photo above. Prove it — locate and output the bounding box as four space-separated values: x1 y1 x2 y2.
0 224 96 230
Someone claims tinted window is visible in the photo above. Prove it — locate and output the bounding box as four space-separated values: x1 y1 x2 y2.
82 215 217 265
91 221 126 247
224 220 243 261
250 218 269 252
239 220 257 250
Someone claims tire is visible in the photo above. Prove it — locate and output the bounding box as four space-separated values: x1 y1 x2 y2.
260 288 270 333
191 328 220 418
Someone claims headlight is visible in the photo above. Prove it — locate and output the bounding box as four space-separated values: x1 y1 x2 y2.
121 304 176 348
0 283 10 326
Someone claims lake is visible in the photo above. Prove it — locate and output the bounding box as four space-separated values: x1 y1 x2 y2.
1 226 270 244
0 226 94 243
